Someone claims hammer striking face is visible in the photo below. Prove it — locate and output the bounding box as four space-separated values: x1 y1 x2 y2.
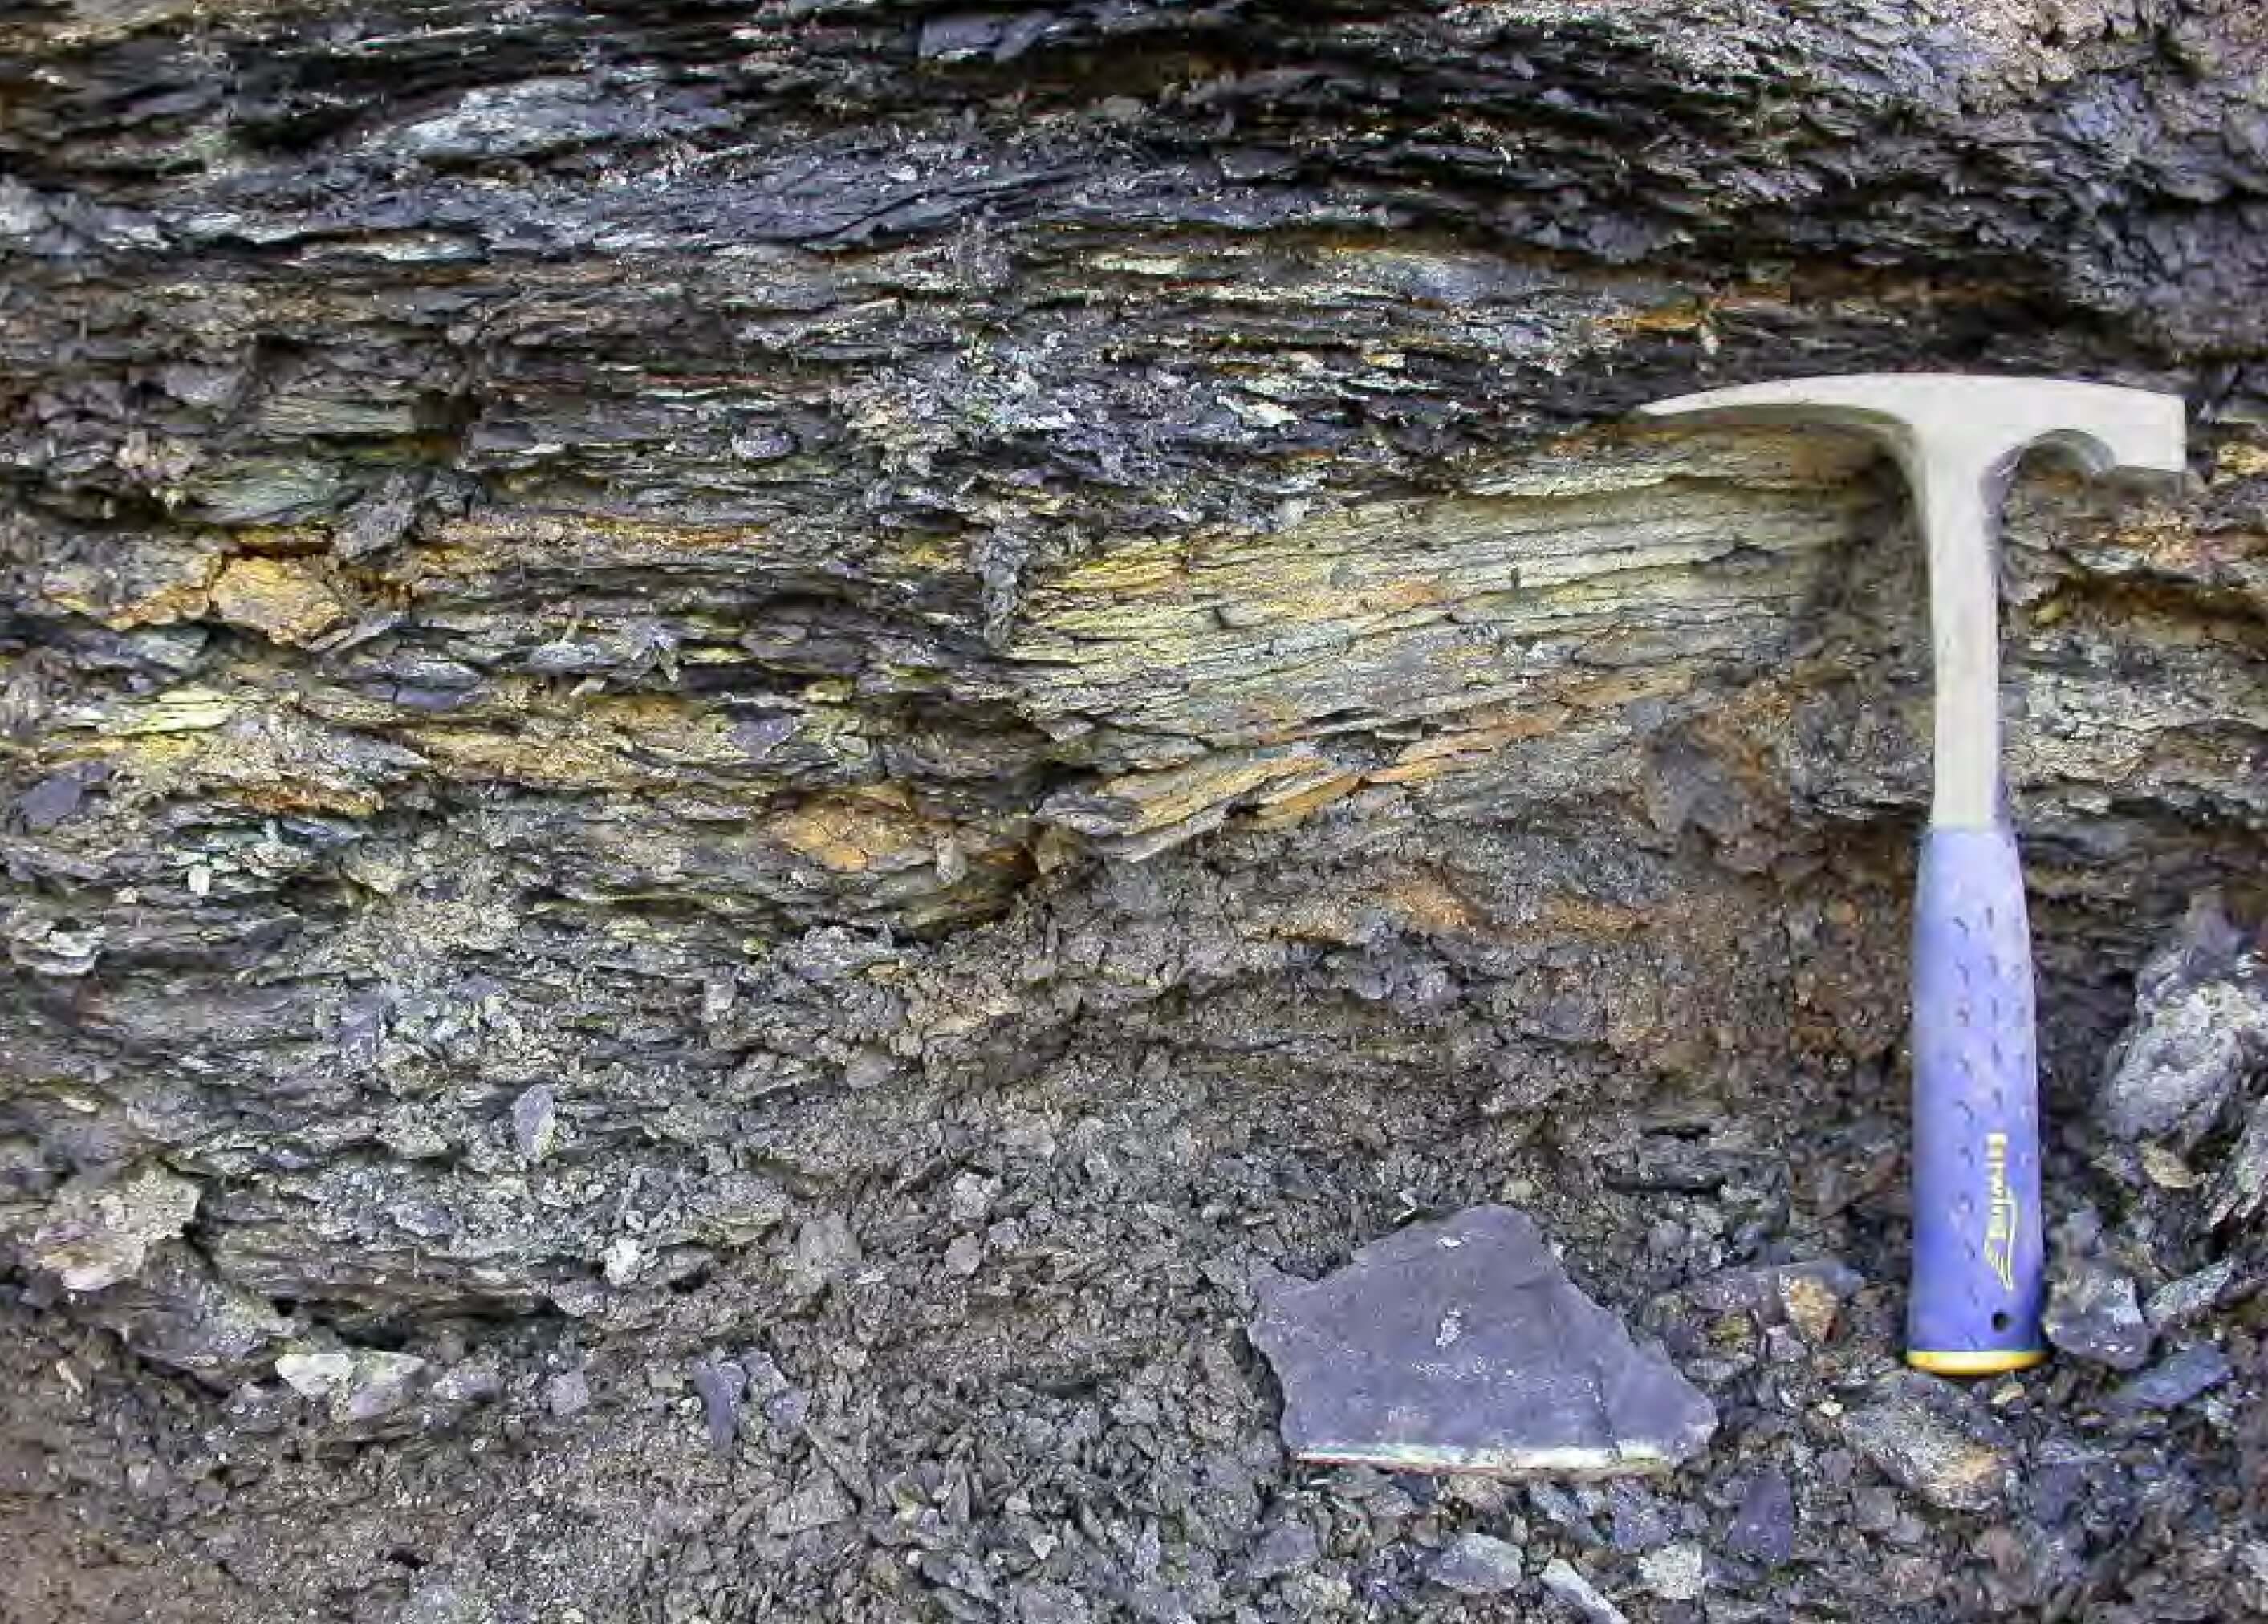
1635 372 2187 1375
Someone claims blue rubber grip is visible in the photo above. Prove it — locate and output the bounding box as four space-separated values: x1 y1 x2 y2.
1907 824 2046 1369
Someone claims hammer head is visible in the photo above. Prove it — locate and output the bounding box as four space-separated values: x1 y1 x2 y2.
1636 373 2186 483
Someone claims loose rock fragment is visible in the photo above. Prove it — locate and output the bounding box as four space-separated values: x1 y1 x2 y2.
1244 1520 1321 1581
1429 1533 1525 1595
337 1353 429 1424
2107 1345 2233 1414
1637 1541 1707 1602
2140 1141 2201 1190
1778 1274 1844 1345
1538 1557 1629 1624
1840 1371 2013 1512
274 1350 354 1399
433 1360 501 1408
788 1211 864 1293
767 1471 856 1536
1604 1482 1670 1553
690 1356 743 1453
2144 1258 2240 1330
510 1085 559 1163
1726 1468 1796 1565
601 1236 644 1286
1528 1481 1605 1547
396 1580 488 1624
2238 1544 2268 1614
14 761 105 832
1251 1206 1705 1488
1677 1258 1862 1343
2043 1257 2153 1370
544 1370 591 1418
5 915 103 976
274 1348 429 1424
681 1173 791 1247
335 469 425 559
948 1171 999 1223
1012 1583 1094 1624
1250 1206 1716 1476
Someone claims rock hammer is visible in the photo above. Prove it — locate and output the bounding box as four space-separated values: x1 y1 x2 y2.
1634 375 2185 1373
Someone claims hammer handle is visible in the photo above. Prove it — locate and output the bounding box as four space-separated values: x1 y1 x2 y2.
1906 824 2046 1373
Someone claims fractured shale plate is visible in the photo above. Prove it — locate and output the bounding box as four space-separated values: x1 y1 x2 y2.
1250 1204 1717 1476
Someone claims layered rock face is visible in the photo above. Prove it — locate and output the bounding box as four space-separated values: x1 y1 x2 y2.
0 3 2264 1620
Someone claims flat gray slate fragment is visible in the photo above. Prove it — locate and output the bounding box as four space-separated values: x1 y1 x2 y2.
2107 1344 2233 1414
1429 1533 1525 1595
1249 1204 1715 1476
2043 1257 2153 1370
1725 1469 1796 1565
690 1356 743 1453
1243 1519 1321 1581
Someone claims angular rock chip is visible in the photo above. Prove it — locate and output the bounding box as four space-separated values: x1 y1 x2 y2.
2043 1257 2153 1370
1249 1204 1715 1476
335 469 425 560
1539 1557 1629 1624
1638 1541 1707 1601
681 1172 791 1247
1725 1468 1796 1566
1244 1519 1321 1582
2107 1344 2233 1414
275 1348 429 1423
2144 1258 2239 1330
690 1355 743 1453
274 1350 356 1399
510 1085 559 1163
767 1470 856 1536
2211 1094 2268 1228
1677 1257 1863 1343
544 1370 591 1418
1429 1533 1524 1595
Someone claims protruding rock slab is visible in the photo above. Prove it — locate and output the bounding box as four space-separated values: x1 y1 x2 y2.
1249 1204 1716 1476
26 1163 202 1293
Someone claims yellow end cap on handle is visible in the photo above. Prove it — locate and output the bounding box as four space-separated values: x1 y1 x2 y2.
1906 1348 2048 1376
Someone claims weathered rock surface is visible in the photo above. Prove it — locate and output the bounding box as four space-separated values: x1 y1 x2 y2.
1840 1371 2014 1512
1637 1541 1707 1602
1250 1204 1717 1476
15 1163 201 1293
0 0 2264 1619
